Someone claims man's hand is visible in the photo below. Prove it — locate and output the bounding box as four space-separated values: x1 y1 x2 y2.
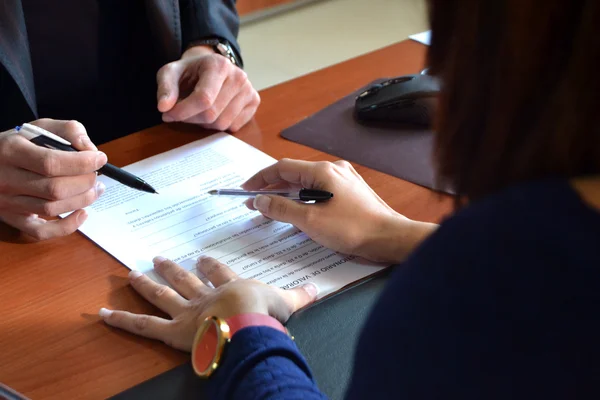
156 46 260 132
0 119 107 240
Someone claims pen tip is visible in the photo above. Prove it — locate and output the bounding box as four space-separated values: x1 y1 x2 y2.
208 190 218 195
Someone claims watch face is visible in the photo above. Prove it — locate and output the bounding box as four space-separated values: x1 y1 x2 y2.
191 316 231 377
192 319 219 375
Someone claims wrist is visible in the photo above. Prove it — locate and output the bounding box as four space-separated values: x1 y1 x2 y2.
182 45 215 60
364 213 438 263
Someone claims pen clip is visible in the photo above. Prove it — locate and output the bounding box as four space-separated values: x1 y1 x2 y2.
20 123 72 146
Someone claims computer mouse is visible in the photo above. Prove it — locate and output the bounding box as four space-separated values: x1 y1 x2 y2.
354 74 440 127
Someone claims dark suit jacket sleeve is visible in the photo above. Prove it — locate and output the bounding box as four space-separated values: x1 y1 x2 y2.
179 0 242 66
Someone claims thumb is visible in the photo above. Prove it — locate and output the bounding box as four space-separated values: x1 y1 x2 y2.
156 63 183 113
253 195 311 227
279 283 319 314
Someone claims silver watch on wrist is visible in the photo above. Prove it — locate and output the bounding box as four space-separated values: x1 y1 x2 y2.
191 38 242 68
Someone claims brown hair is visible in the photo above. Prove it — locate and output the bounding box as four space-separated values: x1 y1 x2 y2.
427 0 600 202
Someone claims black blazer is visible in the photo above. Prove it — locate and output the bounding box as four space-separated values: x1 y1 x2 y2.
0 0 240 132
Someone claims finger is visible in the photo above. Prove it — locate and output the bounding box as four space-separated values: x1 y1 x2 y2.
31 119 97 151
275 283 319 316
185 73 255 130
244 182 296 211
156 62 184 113
244 197 255 210
99 308 172 343
241 159 319 191
0 209 88 240
183 77 243 128
0 167 97 200
229 102 259 132
2 181 104 216
196 256 238 287
200 89 257 132
252 194 315 229
0 134 106 176
128 270 188 317
229 88 260 132
164 57 229 121
153 257 207 299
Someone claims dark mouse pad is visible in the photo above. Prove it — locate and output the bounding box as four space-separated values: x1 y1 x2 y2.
281 80 453 194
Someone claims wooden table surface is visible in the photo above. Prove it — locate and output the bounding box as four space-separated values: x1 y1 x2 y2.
0 40 452 399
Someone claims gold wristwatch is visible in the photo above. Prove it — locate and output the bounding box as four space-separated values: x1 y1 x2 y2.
191 313 291 378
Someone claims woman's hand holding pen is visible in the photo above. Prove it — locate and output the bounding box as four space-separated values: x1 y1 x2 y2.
0 119 107 240
242 159 439 263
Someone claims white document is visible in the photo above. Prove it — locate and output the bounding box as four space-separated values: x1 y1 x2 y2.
78 133 385 298
409 30 431 46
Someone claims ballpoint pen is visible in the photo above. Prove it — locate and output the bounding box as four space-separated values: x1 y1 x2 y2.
208 188 333 201
15 123 158 194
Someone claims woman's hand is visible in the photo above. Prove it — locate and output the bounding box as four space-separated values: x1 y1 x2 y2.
242 159 438 263
99 257 318 352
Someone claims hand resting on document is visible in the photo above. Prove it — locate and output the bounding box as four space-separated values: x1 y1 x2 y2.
99 256 318 351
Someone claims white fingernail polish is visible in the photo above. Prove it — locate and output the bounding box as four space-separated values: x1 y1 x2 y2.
254 194 271 213
153 256 167 265
99 308 113 318
302 283 319 297
129 270 143 279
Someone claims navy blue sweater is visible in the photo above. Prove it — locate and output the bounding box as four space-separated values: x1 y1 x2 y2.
208 179 600 399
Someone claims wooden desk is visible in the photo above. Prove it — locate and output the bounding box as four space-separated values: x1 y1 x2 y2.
0 40 451 399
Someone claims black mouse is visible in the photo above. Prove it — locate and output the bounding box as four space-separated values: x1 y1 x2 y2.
354 74 440 127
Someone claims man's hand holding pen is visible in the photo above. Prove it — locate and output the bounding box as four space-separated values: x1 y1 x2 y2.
0 119 107 240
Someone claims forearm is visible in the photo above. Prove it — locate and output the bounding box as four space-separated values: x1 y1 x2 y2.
363 214 439 263
391 218 439 262
207 327 327 400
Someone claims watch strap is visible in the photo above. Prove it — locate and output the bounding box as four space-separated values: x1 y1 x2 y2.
226 313 287 336
189 37 242 68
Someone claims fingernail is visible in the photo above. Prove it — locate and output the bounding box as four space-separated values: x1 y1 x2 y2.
99 308 113 318
129 270 143 279
159 94 169 103
196 256 207 266
254 195 271 213
77 210 88 225
79 135 97 151
95 152 108 170
153 256 167 265
302 283 319 297
162 115 174 122
95 181 106 197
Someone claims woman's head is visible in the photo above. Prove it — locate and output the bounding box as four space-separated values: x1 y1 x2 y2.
428 0 600 201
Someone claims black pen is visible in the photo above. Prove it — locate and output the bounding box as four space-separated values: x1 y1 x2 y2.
208 188 333 201
16 123 158 194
